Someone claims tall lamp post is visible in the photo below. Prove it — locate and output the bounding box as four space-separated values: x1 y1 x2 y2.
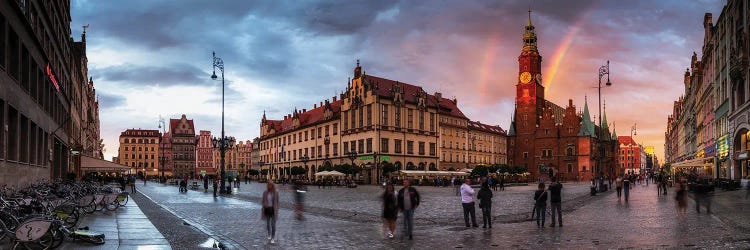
630 123 637 175
596 61 612 179
212 136 235 193
211 51 233 194
158 117 167 183
301 155 310 180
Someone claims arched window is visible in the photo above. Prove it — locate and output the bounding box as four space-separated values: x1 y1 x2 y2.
566 147 574 156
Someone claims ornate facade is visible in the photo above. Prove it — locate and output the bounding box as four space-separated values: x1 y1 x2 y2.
170 114 197 178
259 62 508 184
117 129 160 176
507 13 618 181
196 130 214 175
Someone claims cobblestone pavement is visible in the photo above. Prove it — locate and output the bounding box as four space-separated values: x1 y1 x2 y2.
231 181 593 224
137 181 750 249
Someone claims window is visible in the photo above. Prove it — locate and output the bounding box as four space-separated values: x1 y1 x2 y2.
325 144 330 157
333 123 338 135
311 147 315 158
350 110 356 129
318 127 322 138
318 146 322 158
418 142 425 155
343 142 348 154
394 139 402 153
419 111 424 130
407 141 414 154
407 109 413 128
7 106 18 161
359 107 364 127
343 111 349 130
333 143 338 156
367 104 372 126
381 138 389 153
325 125 330 136
567 163 573 173
395 107 401 127
305 131 308 141
523 152 528 159
429 113 435 132
350 140 356 152
311 129 315 139
381 104 388 126
541 149 552 157
293 134 296 143
429 142 436 156
358 139 364 153
8 29 19 80
366 138 373 153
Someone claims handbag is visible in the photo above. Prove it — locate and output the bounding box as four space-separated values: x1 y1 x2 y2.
263 207 274 217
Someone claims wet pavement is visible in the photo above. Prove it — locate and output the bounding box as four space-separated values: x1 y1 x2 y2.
0 195 170 250
135 181 750 249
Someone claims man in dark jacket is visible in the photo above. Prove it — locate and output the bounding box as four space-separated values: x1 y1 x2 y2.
398 179 420 240
548 178 563 227
204 177 209 192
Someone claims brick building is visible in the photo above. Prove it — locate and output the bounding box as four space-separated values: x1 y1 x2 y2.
196 130 214 176
507 13 619 181
170 114 197 178
117 129 160 176
618 136 643 174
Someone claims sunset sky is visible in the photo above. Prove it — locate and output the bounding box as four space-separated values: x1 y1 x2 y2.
69 0 725 162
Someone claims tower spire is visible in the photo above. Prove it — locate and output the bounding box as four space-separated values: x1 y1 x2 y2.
522 9 538 52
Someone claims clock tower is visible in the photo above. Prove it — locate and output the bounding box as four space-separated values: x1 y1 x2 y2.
515 10 544 130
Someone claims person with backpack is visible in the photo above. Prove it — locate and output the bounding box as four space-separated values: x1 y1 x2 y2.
477 182 493 228
534 182 548 228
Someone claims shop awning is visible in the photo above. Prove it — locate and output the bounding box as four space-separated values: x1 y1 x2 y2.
80 155 131 172
672 157 714 168
398 170 469 176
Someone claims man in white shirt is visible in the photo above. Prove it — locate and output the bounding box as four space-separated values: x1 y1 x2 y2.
461 179 478 227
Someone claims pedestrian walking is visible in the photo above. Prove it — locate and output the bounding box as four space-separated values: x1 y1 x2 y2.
262 182 279 244
460 179 478 228
533 182 548 228
128 175 137 193
397 179 420 240
454 178 461 196
675 178 687 214
616 175 623 199
382 183 398 238
499 178 505 191
204 177 209 192
213 177 218 197
623 176 631 202
548 178 563 227
477 182 493 228
693 182 712 214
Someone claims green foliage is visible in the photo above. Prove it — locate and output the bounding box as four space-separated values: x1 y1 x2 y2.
381 161 397 175
249 169 260 175
290 166 306 176
428 165 438 171
260 169 268 175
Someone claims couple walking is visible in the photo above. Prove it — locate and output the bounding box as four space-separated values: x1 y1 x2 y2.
382 179 421 240
460 179 494 228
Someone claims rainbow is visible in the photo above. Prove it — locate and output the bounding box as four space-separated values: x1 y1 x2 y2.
543 12 592 94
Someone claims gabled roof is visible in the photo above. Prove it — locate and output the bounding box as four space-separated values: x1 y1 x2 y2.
364 75 467 119
618 136 638 146
544 101 565 124
468 120 506 135
263 100 343 136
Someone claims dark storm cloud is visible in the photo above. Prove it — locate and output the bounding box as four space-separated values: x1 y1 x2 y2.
96 91 126 109
95 64 206 87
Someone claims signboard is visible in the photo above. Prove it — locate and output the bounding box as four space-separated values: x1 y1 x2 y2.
200 170 207 174
718 135 729 159
358 155 390 162
45 64 60 91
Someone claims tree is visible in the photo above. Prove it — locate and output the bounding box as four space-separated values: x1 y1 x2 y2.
290 166 306 176
471 165 489 177
249 169 260 176
260 169 268 175
381 161 397 175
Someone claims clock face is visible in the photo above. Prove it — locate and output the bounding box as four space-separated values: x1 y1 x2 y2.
519 72 532 84
535 74 542 84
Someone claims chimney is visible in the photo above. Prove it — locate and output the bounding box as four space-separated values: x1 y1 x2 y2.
314 104 317 108
320 102 323 107
302 109 307 113
435 92 442 100
569 99 573 107
333 96 337 102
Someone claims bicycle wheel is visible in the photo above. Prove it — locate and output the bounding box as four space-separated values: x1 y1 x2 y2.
105 202 118 211
49 227 66 249
0 210 19 241
116 194 129 206
82 203 96 214
78 235 105 245
22 231 55 250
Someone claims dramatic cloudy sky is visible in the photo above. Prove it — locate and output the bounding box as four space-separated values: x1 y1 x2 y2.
70 0 724 162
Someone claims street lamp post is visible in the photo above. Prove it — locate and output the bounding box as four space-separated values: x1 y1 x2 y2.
212 136 235 193
211 51 232 194
301 155 310 180
630 123 637 175
158 117 166 183
347 151 358 166
596 61 612 180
